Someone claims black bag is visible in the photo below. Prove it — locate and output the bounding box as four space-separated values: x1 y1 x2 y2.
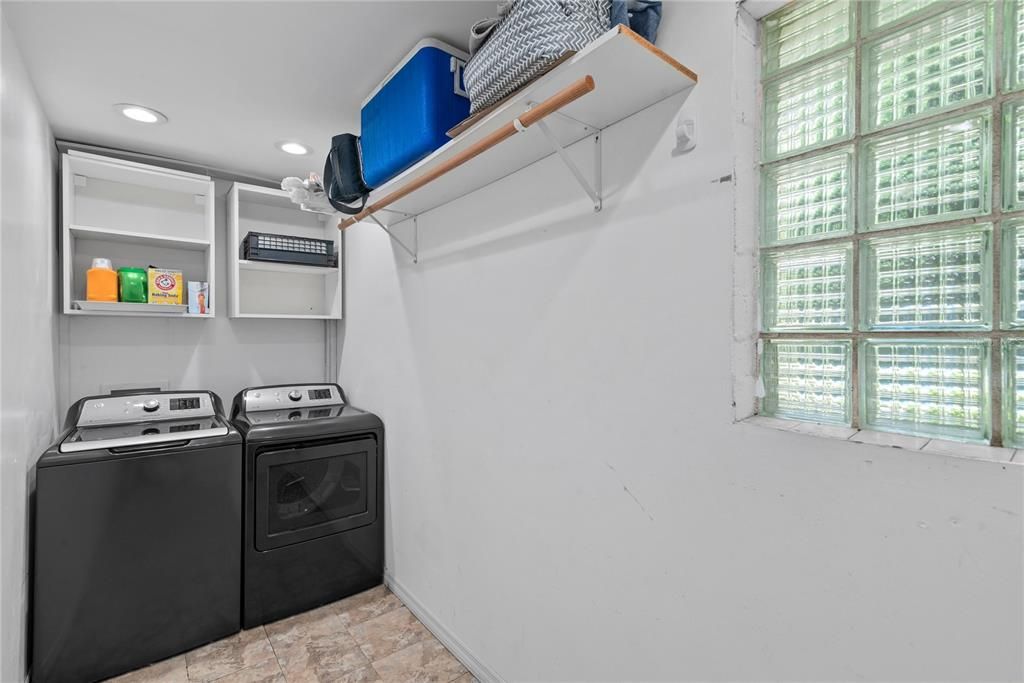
324 133 372 214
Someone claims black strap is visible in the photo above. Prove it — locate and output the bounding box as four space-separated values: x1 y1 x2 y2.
327 148 367 215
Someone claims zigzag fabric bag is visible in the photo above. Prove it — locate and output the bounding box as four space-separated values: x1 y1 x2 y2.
463 0 610 114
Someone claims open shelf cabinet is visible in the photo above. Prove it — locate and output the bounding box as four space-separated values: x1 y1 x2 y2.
338 25 698 253
61 151 216 317
227 183 342 319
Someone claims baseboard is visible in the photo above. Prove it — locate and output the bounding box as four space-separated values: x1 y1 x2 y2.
384 572 504 683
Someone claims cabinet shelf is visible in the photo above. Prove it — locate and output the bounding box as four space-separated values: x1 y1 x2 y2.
238 260 339 275
228 183 343 319
70 224 211 251
230 313 338 320
338 25 698 240
69 301 211 318
61 152 216 317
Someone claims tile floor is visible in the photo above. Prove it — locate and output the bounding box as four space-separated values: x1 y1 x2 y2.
108 585 475 683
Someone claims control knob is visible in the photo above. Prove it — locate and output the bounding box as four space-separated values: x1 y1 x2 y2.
288 390 302 402
142 399 160 413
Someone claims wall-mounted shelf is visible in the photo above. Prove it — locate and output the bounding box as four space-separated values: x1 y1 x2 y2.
338 25 698 259
228 183 343 319
68 301 211 318
61 151 216 317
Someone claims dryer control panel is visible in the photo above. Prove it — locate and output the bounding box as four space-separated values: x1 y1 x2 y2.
242 384 344 412
77 392 216 426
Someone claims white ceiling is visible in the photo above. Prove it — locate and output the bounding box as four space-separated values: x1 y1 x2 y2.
4 1 494 182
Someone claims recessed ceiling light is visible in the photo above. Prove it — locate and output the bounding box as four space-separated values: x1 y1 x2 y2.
278 141 310 156
114 104 167 124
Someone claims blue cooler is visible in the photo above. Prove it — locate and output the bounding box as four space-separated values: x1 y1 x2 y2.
360 39 470 188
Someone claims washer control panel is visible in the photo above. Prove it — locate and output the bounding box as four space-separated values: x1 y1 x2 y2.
77 392 215 426
243 385 343 412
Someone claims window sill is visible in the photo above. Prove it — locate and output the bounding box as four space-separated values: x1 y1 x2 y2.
739 416 1021 465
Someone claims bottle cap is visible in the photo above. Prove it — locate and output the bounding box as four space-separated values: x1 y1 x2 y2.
91 258 113 270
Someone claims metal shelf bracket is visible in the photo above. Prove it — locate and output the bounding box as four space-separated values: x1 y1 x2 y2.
534 119 603 212
370 214 418 263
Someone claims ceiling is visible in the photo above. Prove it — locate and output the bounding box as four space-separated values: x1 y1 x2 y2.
4 1 494 182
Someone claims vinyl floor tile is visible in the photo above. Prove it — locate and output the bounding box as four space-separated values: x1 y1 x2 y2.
107 587 468 683
334 585 404 627
185 627 276 682
370 637 467 683
348 607 432 662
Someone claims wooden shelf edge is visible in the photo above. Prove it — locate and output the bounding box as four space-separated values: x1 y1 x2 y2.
616 25 699 83
339 74 597 229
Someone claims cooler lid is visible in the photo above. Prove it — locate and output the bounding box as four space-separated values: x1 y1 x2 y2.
361 37 470 108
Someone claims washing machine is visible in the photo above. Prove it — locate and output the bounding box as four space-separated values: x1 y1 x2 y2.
33 390 242 683
230 383 384 628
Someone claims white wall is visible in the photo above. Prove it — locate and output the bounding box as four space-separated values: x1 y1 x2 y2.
0 15 58 682
339 3 1024 681
58 177 334 415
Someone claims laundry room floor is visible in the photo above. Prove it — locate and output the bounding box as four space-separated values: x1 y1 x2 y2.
107 586 474 683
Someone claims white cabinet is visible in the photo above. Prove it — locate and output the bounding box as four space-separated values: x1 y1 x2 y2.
61 151 216 317
227 183 342 319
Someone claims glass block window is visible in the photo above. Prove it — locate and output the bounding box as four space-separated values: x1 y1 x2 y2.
860 225 992 330
1002 339 1024 446
1002 218 1024 328
761 340 852 424
862 4 992 132
1003 99 1024 211
1006 0 1024 92
761 148 853 245
762 0 853 75
763 53 854 161
762 244 852 331
861 110 990 232
861 339 990 442
862 0 943 35
759 1 1018 446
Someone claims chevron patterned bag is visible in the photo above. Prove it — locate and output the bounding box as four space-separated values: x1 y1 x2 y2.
463 0 611 114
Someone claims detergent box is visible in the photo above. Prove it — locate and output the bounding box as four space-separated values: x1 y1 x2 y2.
148 268 183 304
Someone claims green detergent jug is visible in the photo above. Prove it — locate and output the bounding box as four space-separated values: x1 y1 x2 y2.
118 267 148 303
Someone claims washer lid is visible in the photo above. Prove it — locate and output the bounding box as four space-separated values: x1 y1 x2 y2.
60 416 229 453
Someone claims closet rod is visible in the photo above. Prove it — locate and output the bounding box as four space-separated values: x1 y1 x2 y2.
338 74 597 230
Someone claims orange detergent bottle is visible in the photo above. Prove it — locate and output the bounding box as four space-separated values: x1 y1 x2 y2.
86 258 118 302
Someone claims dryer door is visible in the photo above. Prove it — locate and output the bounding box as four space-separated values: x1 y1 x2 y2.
255 438 377 551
